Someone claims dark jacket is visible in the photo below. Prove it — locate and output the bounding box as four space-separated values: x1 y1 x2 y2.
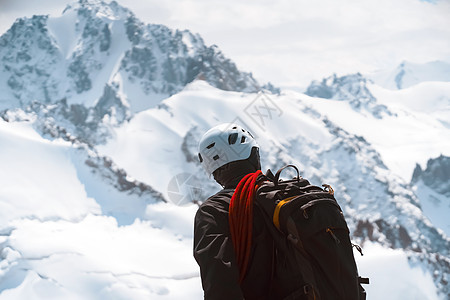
193 188 275 300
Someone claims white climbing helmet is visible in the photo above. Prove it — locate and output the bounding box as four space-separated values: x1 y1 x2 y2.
198 123 259 176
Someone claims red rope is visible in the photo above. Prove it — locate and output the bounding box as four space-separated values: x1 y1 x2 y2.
229 170 262 283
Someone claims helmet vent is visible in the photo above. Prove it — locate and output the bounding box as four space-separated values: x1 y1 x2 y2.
228 133 238 145
206 142 215 149
241 136 246 143
213 155 220 161
198 153 203 163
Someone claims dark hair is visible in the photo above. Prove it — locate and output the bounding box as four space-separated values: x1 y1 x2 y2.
212 147 261 189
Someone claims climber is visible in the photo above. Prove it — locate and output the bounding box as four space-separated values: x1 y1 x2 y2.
193 123 275 300
193 123 366 300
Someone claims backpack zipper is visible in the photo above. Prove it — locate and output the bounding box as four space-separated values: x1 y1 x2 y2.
326 228 341 244
300 198 341 219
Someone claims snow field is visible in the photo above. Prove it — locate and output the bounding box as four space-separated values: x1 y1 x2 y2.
1 213 201 300
0 117 202 299
0 119 101 228
355 242 439 300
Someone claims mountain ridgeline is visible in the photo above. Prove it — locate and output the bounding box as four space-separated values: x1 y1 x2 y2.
305 73 393 118
412 155 450 197
0 0 259 113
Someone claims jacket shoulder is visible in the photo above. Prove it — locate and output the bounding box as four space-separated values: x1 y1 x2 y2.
194 189 235 226
200 189 234 208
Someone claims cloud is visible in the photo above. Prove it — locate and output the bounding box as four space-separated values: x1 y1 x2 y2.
0 0 449 87
0 0 68 14
0 0 70 35
115 0 450 86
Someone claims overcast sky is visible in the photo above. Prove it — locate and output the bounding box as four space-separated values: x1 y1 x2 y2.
0 0 449 88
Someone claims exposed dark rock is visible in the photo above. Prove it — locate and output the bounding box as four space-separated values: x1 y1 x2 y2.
306 73 394 119
68 57 92 93
412 155 450 197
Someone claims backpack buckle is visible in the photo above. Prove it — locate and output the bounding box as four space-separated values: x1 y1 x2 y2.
303 284 313 295
322 184 334 195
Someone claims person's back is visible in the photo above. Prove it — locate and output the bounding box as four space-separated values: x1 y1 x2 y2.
193 123 278 299
194 188 276 299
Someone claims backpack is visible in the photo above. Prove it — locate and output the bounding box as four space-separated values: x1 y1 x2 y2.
254 165 369 300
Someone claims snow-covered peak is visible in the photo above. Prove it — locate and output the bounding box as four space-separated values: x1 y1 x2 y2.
305 73 393 118
412 155 450 197
368 60 450 90
0 0 259 113
305 73 373 100
63 0 132 21
411 155 450 237
0 0 261 145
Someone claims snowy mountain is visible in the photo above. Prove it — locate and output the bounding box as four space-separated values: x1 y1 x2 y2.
305 73 393 119
0 1 449 299
368 60 450 90
0 0 259 113
96 81 450 299
304 73 450 182
412 155 450 236
412 155 450 198
0 0 262 146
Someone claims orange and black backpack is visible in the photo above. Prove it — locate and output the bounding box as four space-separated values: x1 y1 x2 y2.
229 165 369 300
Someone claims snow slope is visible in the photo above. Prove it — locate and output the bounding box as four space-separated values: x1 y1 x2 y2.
97 80 449 298
301 76 450 240
413 181 450 236
0 118 201 299
97 80 334 199
355 242 439 300
1 79 449 299
0 119 101 226
300 81 450 182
